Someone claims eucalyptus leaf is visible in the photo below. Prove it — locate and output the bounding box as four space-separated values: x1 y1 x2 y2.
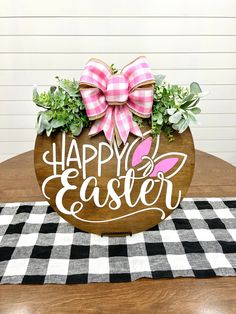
70 123 83 136
172 118 185 131
169 111 182 124
190 82 202 95
46 127 53 137
173 118 189 133
186 110 197 123
182 112 189 120
36 111 50 134
182 93 195 104
33 87 39 100
187 98 200 108
35 112 44 134
178 119 189 133
191 107 201 114
44 110 53 120
166 108 176 115
154 74 166 86
51 119 65 128
41 111 51 127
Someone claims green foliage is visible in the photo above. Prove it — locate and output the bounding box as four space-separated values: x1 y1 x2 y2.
132 114 145 127
151 77 204 141
33 72 205 141
33 77 89 137
110 64 119 75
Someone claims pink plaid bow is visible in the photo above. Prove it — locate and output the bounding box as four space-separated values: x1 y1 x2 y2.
79 56 155 146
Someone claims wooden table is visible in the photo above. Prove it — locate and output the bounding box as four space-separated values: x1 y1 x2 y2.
0 150 236 314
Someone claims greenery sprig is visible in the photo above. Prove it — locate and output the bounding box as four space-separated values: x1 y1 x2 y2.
33 77 89 136
151 74 204 141
33 70 205 141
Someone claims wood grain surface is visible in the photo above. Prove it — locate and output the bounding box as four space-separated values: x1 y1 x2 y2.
0 149 236 314
34 127 194 234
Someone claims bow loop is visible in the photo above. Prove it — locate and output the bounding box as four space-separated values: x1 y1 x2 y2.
80 58 111 92
122 56 155 91
80 87 108 120
79 56 155 146
127 86 154 118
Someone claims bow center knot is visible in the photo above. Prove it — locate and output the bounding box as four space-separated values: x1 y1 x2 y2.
105 74 129 105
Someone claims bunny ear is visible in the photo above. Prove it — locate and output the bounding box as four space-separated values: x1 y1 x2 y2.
131 137 152 167
149 158 179 177
149 153 187 179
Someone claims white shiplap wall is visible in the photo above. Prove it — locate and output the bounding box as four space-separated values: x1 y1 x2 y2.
0 0 236 165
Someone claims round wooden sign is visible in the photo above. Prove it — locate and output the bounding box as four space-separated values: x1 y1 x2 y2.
34 126 195 235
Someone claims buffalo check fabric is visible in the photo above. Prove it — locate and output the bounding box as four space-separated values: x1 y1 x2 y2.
79 57 154 144
0 198 236 284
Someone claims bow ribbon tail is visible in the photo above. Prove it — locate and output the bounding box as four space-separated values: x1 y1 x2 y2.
114 106 143 147
89 106 115 143
114 125 123 148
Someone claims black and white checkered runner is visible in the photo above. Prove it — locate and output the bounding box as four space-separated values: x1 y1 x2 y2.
0 198 236 284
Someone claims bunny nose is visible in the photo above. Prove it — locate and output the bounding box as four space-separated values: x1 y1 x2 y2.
105 74 129 105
